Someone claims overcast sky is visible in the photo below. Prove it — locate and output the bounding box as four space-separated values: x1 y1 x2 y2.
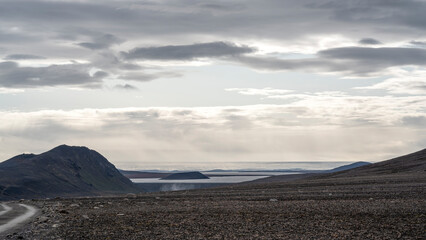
1 0 425 170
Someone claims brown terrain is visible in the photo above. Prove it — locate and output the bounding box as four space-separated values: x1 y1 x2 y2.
3 149 426 239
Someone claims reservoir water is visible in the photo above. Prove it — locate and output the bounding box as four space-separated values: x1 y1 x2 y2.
131 175 271 192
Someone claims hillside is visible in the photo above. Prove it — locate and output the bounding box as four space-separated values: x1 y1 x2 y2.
0 145 140 200
322 148 426 178
325 161 371 173
249 149 425 184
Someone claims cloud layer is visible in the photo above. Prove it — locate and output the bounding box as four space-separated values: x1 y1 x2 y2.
1 97 425 169
0 0 425 88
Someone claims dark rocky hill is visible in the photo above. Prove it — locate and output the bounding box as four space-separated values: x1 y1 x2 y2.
0 145 140 200
161 171 209 180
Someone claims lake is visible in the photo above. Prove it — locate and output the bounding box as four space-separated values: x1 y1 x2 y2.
131 175 271 192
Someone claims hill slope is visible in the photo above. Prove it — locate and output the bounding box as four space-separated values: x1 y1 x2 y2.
324 148 426 178
249 149 425 184
325 161 371 173
0 145 140 200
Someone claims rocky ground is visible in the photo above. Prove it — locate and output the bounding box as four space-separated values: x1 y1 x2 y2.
3 172 426 240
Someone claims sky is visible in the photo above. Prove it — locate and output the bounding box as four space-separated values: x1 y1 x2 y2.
0 0 425 170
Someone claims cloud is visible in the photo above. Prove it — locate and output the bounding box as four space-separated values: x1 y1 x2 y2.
0 103 425 169
355 68 426 94
231 47 426 76
4 54 46 60
0 88 24 94
90 51 143 71
225 88 426 127
0 0 425 87
410 41 426 48
118 71 183 82
77 34 122 50
313 0 426 30
318 47 426 63
359 38 382 45
225 88 293 96
122 42 254 60
0 61 106 88
402 116 426 127
114 84 138 90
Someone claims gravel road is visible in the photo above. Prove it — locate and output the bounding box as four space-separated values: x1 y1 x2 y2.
0 203 38 237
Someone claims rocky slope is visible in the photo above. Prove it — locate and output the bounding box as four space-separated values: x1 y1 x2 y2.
0 145 139 200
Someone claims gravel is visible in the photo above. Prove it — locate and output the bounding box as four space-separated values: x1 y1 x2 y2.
4 172 426 239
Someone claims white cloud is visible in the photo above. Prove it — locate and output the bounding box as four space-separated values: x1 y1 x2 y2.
225 88 294 96
0 98 425 169
356 68 426 94
0 88 24 94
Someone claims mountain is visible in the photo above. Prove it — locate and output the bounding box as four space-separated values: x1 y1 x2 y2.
161 171 209 180
325 161 371 173
0 145 140 200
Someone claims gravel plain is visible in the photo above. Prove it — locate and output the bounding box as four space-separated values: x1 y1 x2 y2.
4 172 425 240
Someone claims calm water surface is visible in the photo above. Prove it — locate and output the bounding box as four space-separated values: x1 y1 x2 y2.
131 175 270 184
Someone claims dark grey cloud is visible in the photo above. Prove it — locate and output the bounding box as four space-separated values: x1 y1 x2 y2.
77 42 106 50
311 0 426 30
0 1 137 23
233 47 426 76
0 0 424 88
0 61 106 88
1 0 424 48
77 34 122 50
410 41 426 48
359 38 382 45
122 42 254 60
318 47 426 64
0 30 38 43
4 54 46 60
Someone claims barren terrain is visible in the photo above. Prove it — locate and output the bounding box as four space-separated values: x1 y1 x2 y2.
3 171 424 240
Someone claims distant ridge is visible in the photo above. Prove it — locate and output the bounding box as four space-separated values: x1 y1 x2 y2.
161 171 209 180
0 145 140 200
